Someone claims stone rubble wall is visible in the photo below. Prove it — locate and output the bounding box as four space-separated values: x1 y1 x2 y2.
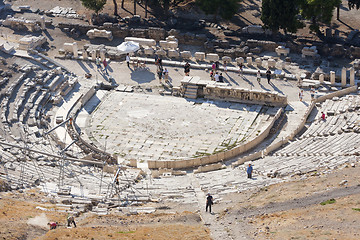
55 21 360 59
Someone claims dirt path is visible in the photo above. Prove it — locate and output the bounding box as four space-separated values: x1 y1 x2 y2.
189 173 248 240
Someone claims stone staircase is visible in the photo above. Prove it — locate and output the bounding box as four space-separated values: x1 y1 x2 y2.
183 84 198 99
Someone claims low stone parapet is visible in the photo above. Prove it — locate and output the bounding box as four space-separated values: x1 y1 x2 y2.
124 37 156 47
86 29 113 41
204 85 288 107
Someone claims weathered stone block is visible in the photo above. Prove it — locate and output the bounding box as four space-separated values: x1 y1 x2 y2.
206 53 219 62
267 59 276 68
144 47 154 55
124 37 156 47
222 56 232 63
195 52 205 61
87 29 113 41
180 51 192 59
235 57 244 64
168 49 179 58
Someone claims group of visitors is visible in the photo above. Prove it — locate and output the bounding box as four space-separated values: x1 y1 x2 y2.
257 69 272 84
96 57 109 75
155 55 170 84
48 215 77 230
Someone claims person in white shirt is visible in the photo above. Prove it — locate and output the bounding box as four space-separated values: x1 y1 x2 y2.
126 53 130 68
163 68 169 83
214 72 219 82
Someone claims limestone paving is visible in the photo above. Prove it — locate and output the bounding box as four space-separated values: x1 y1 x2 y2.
86 92 278 162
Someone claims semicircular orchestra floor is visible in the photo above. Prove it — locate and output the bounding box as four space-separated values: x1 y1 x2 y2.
86 92 279 163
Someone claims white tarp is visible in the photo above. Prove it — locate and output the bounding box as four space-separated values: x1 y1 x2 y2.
117 41 140 54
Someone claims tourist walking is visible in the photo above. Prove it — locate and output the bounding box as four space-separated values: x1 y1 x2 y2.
212 62 216 73
321 112 326 121
158 66 163 83
96 57 101 70
299 90 304 101
215 61 220 71
163 68 169 83
219 73 224 82
206 193 213 213
103 59 108 75
184 62 190 76
310 87 315 101
257 70 261 83
67 215 77 228
214 72 219 82
126 53 130 68
223 61 227 72
155 54 159 66
238 62 243 76
247 163 253 179
266 68 271 84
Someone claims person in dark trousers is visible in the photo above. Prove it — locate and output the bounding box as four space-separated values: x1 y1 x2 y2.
218 73 224 82
184 62 190 76
103 59 108 75
67 215 77 228
247 163 253 179
126 53 130 68
206 193 213 213
266 69 271 84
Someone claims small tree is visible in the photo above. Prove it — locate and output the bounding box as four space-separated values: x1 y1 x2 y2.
81 0 107 15
196 0 240 21
261 0 304 34
300 0 341 32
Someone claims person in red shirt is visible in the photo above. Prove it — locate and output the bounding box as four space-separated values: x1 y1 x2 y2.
103 59 108 75
321 112 326 121
48 222 58 230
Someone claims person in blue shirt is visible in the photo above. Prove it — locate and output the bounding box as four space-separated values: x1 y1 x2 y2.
247 163 253 179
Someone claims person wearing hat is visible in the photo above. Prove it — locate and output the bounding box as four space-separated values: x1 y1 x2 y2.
206 193 213 213
247 163 253 179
